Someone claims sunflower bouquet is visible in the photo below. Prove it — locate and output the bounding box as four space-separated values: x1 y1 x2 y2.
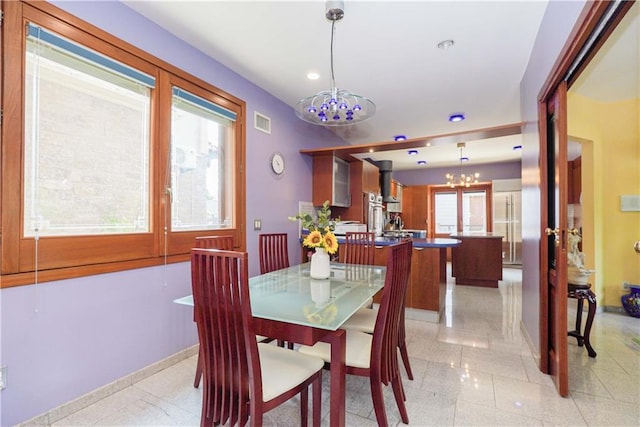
289 200 339 255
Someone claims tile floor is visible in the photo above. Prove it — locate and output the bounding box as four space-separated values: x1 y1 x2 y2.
51 268 640 426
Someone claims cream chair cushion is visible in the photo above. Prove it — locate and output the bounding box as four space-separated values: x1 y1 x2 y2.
298 329 372 369
340 307 376 333
258 343 324 402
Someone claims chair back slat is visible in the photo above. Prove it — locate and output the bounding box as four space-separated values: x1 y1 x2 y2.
191 235 235 324
195 235 234 250
371 239 412 384
344 232 376 265
258 233 290 274
191 249 260 426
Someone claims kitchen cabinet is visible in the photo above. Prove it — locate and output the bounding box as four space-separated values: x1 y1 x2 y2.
371 238 457 321
450 233 503 287
334 159 379 222
362 160 379 194
402 185 428 231
568 156 581 204
312 155 350 207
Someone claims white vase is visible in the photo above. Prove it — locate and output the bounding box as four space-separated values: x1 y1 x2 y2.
568 266 593 285
310 279 331 306
310 247 331 279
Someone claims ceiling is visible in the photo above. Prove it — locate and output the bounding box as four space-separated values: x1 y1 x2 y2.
122 1 637 171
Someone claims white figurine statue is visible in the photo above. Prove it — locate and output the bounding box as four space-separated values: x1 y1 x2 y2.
567 230 593 284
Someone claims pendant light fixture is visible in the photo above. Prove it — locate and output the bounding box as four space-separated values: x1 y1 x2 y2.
294 1 375 126
446 142 480 188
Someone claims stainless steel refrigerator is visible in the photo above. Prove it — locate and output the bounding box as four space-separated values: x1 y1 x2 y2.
492 179 522 266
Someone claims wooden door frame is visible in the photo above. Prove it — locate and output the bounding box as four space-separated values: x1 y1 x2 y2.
428 183 493 238
537 0 634 376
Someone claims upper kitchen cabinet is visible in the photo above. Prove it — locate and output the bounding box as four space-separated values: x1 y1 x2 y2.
568 156 581 204
403 185 428 230
335 159 379 222
313 155 351 207
386 180 404 212
362 160 379 194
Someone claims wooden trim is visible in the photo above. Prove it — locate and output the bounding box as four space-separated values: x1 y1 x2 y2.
566 1 636 88
23 0 245 109
538 99 550 374
1 0 25 273
1 253 191 289
536 0 633 376
537 1 634 102
428 183 493 238
299 122 524 158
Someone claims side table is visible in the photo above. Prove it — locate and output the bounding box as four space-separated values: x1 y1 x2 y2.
568 282 597 358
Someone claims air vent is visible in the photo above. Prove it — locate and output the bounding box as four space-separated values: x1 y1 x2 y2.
254 112 271 134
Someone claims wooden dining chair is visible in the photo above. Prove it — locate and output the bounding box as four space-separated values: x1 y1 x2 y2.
298 240 413 426
341 234 414 380
192 236 235 389
259 233 290 274
343 231 375 265
194 235 235 250
343 231 376 307
259 232 294 348
191 248 324 427
192 235 275 389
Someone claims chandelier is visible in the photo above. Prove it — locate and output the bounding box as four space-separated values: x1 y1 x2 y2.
294 1 375 126
446 142 480 187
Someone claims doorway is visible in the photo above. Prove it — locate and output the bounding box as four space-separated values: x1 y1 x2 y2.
538 1 639 396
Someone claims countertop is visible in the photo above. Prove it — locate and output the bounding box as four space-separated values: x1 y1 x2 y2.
335 236 461 248
449 232 504 239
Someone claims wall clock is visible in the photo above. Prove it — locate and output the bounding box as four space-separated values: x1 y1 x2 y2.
270 152 285 175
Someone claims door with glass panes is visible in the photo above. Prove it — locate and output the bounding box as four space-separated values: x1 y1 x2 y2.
430 184 492 239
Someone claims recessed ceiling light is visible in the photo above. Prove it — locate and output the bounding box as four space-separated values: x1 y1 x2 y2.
513 145 522 151
417 160 427 165
437 39 455 49
449 113 465 122
394 135 407 141
369 148 374 153
460 156 469 162
425 142 431 147
407 149 418 156
307 72 320 80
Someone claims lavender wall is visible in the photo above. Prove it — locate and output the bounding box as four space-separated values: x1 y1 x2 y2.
519 0 586 359
394 160 521 186
0 1 345 425
1 264 194 426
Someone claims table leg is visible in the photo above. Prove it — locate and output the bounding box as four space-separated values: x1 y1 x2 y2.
583 290 597 358
575 298 584 346
323 329 346 427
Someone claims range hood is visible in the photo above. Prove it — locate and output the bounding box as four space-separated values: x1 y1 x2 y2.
366 159 397 203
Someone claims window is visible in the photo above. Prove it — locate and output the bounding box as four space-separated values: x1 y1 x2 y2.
1 1 245 286
461 190 487 233
171 87 235 232
434 192 457 234
431 184 492 237
24 24 153 237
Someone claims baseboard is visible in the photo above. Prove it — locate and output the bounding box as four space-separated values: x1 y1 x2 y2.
603 305 627 314
520 320 541 367
405 307 441 323
19 345 199 426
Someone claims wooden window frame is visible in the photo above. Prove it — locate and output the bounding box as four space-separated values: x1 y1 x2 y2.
428 183 493 238
0 1 246 288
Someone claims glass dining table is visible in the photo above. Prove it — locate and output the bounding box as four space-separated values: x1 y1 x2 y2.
174 261 386 427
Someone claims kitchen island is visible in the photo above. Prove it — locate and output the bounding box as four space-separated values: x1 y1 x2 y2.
341 236 460 323
450 232 504 288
